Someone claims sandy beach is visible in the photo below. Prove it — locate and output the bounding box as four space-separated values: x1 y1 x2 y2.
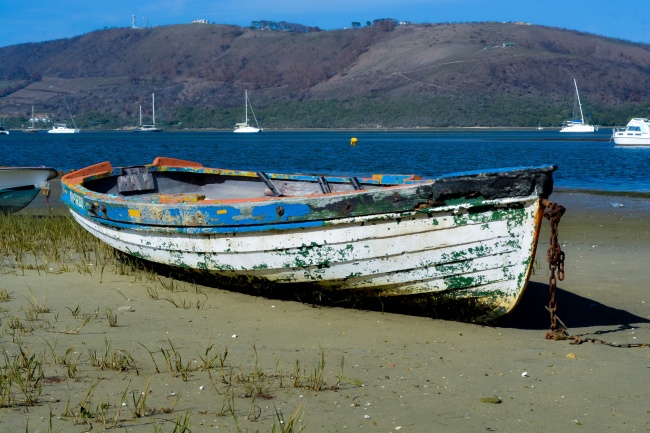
1 185 649 432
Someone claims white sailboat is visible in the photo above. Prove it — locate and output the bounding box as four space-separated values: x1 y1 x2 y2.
134 93 163 132
234 89 262 133
560 79 597 133
48 95 80 133
23 106 39 133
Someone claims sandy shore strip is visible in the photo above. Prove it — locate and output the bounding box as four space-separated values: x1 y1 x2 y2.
1 187 648 432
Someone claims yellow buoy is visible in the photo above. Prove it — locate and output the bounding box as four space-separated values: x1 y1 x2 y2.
350 137 358 146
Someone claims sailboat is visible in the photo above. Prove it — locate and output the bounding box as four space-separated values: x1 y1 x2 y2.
560 79 597 133
134 93 163 132
48 95 80 133
23 106 39 133
234 89 262 133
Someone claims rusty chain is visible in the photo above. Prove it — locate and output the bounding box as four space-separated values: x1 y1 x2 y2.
540 199 649 348
567 335 650 348
42 184 52 211
541 199 568 341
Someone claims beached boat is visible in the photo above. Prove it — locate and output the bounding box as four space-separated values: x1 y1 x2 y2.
612 118 650 147
233 90 262 133
134 93 163 132
60 157 557 321
0 167 58 213
560 78 597 133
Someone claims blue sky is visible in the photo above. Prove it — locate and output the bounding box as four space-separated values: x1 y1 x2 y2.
0 0 647 48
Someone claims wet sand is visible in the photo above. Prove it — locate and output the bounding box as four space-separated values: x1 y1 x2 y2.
1 187 649 432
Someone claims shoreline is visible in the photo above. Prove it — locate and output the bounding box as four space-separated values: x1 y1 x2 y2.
4 126 615 133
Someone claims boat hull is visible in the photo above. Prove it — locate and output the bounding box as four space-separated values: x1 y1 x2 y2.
0 167 58 213
560 123 596 133
48 128 79 134
613 136 650 146
233 125 261 133
60 158 556 321
0 187 42 213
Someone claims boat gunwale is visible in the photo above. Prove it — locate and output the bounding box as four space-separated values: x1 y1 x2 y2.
61 158 557 192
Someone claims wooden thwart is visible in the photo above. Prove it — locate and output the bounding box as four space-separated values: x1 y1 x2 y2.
257 172 282 196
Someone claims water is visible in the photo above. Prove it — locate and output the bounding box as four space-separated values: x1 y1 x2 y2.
2 128 647 193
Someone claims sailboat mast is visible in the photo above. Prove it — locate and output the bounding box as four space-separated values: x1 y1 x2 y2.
31 106 35 129
64 94 77 129
152 93 155 125
573 78 585 123
139 105 142 126
245 90 249 124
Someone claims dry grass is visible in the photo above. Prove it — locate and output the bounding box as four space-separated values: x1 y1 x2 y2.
0 213 357 432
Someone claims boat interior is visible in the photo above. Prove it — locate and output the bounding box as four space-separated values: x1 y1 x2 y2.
80 164 416 202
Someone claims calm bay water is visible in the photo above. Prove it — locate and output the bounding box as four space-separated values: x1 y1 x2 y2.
2 128 647 193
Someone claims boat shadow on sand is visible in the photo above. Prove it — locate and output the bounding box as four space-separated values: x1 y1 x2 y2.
118 252 649 330
497 282 650 331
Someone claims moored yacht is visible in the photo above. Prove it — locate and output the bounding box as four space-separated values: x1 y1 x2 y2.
613 118 650 146
233 89 262 133
48 123 80 134
560 79 597 133
48 95 80 133
134 93 163 132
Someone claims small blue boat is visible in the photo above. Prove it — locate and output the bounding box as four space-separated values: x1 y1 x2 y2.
0 167 58 213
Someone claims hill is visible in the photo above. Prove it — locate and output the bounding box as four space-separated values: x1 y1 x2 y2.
1 21 649 129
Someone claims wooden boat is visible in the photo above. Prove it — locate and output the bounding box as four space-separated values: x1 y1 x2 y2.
60 157 557 321
0 167 58 213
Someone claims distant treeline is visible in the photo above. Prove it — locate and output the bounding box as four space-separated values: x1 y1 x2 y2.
248 18 399 33
4 95 644 130
249 21 321 33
